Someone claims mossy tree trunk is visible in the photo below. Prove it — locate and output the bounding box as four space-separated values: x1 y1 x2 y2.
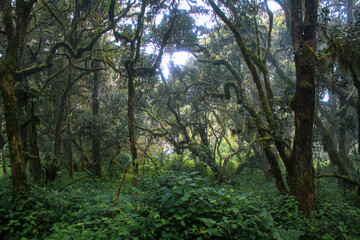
0 0 37 197
122 0 147 188
288 0 318 217
0 62 27 195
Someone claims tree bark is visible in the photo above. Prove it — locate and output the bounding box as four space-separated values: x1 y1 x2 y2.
0 0 37 196
0 66 27 194
28 102 45 182
0 116 7 174
66 96 74 179
49 83 69 181
92 61 102 177
50 66 78 181
288 0 318 217
125 61 139 187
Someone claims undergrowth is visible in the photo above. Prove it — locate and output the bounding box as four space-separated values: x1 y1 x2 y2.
0 172 359 240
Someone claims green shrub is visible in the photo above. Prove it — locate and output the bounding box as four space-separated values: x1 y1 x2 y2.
138 171 277 239
0 184 69 240
1 172 360 240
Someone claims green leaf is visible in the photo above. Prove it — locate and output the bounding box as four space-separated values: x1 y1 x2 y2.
199 218 217 227
181 192 191 202
231 207 239 214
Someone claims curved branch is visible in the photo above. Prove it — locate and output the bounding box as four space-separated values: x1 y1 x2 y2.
263 0 273 61
315 173 359 188
42 0 65 34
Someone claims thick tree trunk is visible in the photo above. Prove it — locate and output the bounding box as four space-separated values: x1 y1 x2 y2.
0 0 37 196
92 62 102 177
0 56 27 195
288 0 318 217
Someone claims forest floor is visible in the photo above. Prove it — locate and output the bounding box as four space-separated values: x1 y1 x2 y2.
0 169 359 240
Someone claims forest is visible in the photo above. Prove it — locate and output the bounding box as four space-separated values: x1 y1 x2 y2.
0 0 360 239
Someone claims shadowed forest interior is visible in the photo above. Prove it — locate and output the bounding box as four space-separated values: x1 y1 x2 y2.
1 0 360 239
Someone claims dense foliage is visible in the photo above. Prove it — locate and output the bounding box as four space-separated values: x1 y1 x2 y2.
1 171 359 240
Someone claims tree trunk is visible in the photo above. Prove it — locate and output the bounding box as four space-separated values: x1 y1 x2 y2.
357 91 360 156
92 61 102 177
345 0 360 159
28 101 45 182
18 84 29 162
0 57 27 195
0 116 7 174
1 146 6 174
53 90 68 158
338 95 352 169
316 117 351 176
48 88 68 181
50 67 74 181
333 0 354 169
288 0 318 217
66 96 74 178
197 123 220 178
346 0 354 24
125 61 139 187
0 0 37 196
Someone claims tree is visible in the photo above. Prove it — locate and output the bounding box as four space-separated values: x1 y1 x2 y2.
205 0 319 216
0 0 38 196
287 0 319 216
